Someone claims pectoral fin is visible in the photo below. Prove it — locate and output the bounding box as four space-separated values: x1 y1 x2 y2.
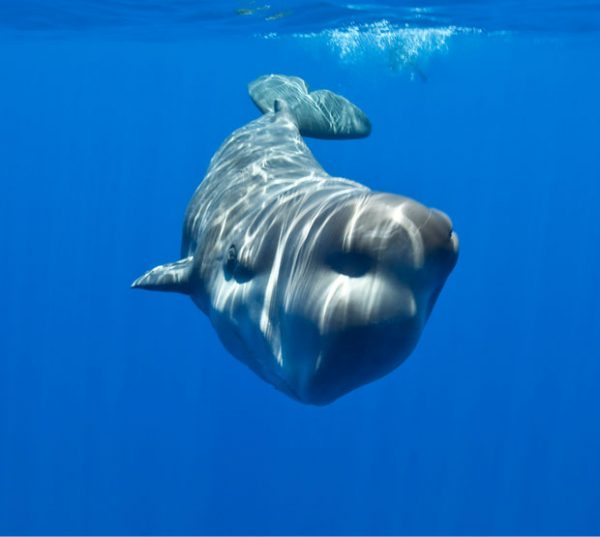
131 256 193 294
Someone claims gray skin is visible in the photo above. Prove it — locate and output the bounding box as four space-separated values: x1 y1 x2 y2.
133 75 459 405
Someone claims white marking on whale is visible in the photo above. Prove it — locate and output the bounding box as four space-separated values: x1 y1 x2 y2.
132 74 459 405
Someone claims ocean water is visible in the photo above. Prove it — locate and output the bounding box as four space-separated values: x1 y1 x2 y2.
1 1 600 535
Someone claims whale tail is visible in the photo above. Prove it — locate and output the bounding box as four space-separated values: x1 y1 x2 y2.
248 74 371 140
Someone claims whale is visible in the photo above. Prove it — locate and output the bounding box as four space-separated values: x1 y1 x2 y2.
133 74 459 405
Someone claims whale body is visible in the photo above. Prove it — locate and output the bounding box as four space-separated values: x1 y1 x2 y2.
133 74 459 405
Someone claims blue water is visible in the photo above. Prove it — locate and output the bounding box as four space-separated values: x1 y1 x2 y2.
1 1 600 535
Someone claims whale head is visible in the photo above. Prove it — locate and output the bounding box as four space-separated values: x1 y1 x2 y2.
269 191 459 404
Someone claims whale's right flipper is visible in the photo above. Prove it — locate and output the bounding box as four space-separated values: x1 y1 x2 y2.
248 74 371 140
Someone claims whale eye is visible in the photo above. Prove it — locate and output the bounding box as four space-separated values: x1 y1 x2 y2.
224 244 255 283
327 251 373 278
224 244 237 277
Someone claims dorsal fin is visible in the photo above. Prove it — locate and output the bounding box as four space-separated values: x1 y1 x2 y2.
131 256 193 294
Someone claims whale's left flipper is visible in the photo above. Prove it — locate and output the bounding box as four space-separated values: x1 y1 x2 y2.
131 256 192 293
248 74 371 140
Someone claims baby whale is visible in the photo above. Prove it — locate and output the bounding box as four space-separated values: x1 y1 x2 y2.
133 74 459 405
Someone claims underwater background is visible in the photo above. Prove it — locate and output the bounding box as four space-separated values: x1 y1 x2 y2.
1 1 600 534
